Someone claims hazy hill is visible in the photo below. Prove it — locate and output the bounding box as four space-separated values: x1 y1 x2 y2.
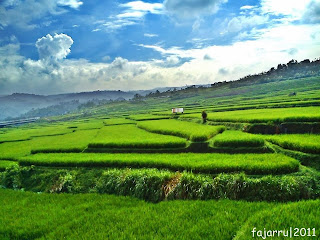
1 58 319 120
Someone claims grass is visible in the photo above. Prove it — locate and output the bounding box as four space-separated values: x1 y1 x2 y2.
137 119 225 141
19 153 300 175
180 106 320 123
103 118 135 125
30 129 100 153
212 130 265 148
0 188 276 240
0 160 18 171
0 129 99 159
235 200 320 240
0 125 73 143
88 125 187 149
263 134 320 154
128 114 171 121
65 120 105 130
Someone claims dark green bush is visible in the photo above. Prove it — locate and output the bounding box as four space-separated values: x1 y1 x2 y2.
1 166 319 202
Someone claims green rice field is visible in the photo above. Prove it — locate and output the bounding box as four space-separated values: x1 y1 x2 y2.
0 129 99 158
1 189 318 240
263 134 320 154
180 106 320 123
212 130 265 148
19 153 299 174
137 119 225 141
1 82 320 239
89 125 187 149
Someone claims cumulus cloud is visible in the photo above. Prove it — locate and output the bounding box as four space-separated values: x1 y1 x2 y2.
165 55 180 66
164 0 228 19
35 33 74 63
1 22 320 96
110 57 129 70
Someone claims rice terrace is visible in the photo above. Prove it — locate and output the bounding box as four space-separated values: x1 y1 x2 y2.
1 0 320 239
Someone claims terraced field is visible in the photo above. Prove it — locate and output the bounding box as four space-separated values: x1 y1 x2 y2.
212 130 265 148
180 106 320 123
19 153 299 174
263 134 320 154
0 129 100 158
137 119 225 141
1 106 320 239
88 124 187 149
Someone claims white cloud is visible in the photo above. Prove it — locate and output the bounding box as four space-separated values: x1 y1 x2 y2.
227 15 268 33
57 0 83 9
165 55 180 66
144 33 158 38
0 0 83 29
110 57 129 70
164 0 228 19
97 1 163 32
119 1 163 14
260 0 312 21
35 33 74 63
302 0 320 23
1 23 320 95
240 5 255 10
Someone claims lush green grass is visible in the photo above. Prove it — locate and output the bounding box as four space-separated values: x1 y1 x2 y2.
103 118 135 125
263 134 320 154
19 153 299 174
128 114 171 121
0 125 73 143
0 129 99 159
235 200 320 240
212 131 265 148
0 160 18 171
137 119 225 141
30 129 100 153
180 106 320 123
65 119 105 130
89 125 187 149
0 188 277 240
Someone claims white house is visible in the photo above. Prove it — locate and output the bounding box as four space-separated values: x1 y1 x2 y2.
172 108 184 113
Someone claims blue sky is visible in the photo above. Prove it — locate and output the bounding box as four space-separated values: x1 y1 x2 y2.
0 0 320 94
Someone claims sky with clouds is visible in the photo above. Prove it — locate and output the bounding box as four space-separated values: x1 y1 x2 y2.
0 0 320 95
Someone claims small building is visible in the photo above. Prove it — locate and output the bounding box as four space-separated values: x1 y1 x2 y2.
172 108 184 114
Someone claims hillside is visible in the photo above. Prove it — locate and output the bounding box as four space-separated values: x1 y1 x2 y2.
2 58 319 121
70 58 320 120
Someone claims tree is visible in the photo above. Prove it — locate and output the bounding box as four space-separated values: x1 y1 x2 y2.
133 93 142 100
